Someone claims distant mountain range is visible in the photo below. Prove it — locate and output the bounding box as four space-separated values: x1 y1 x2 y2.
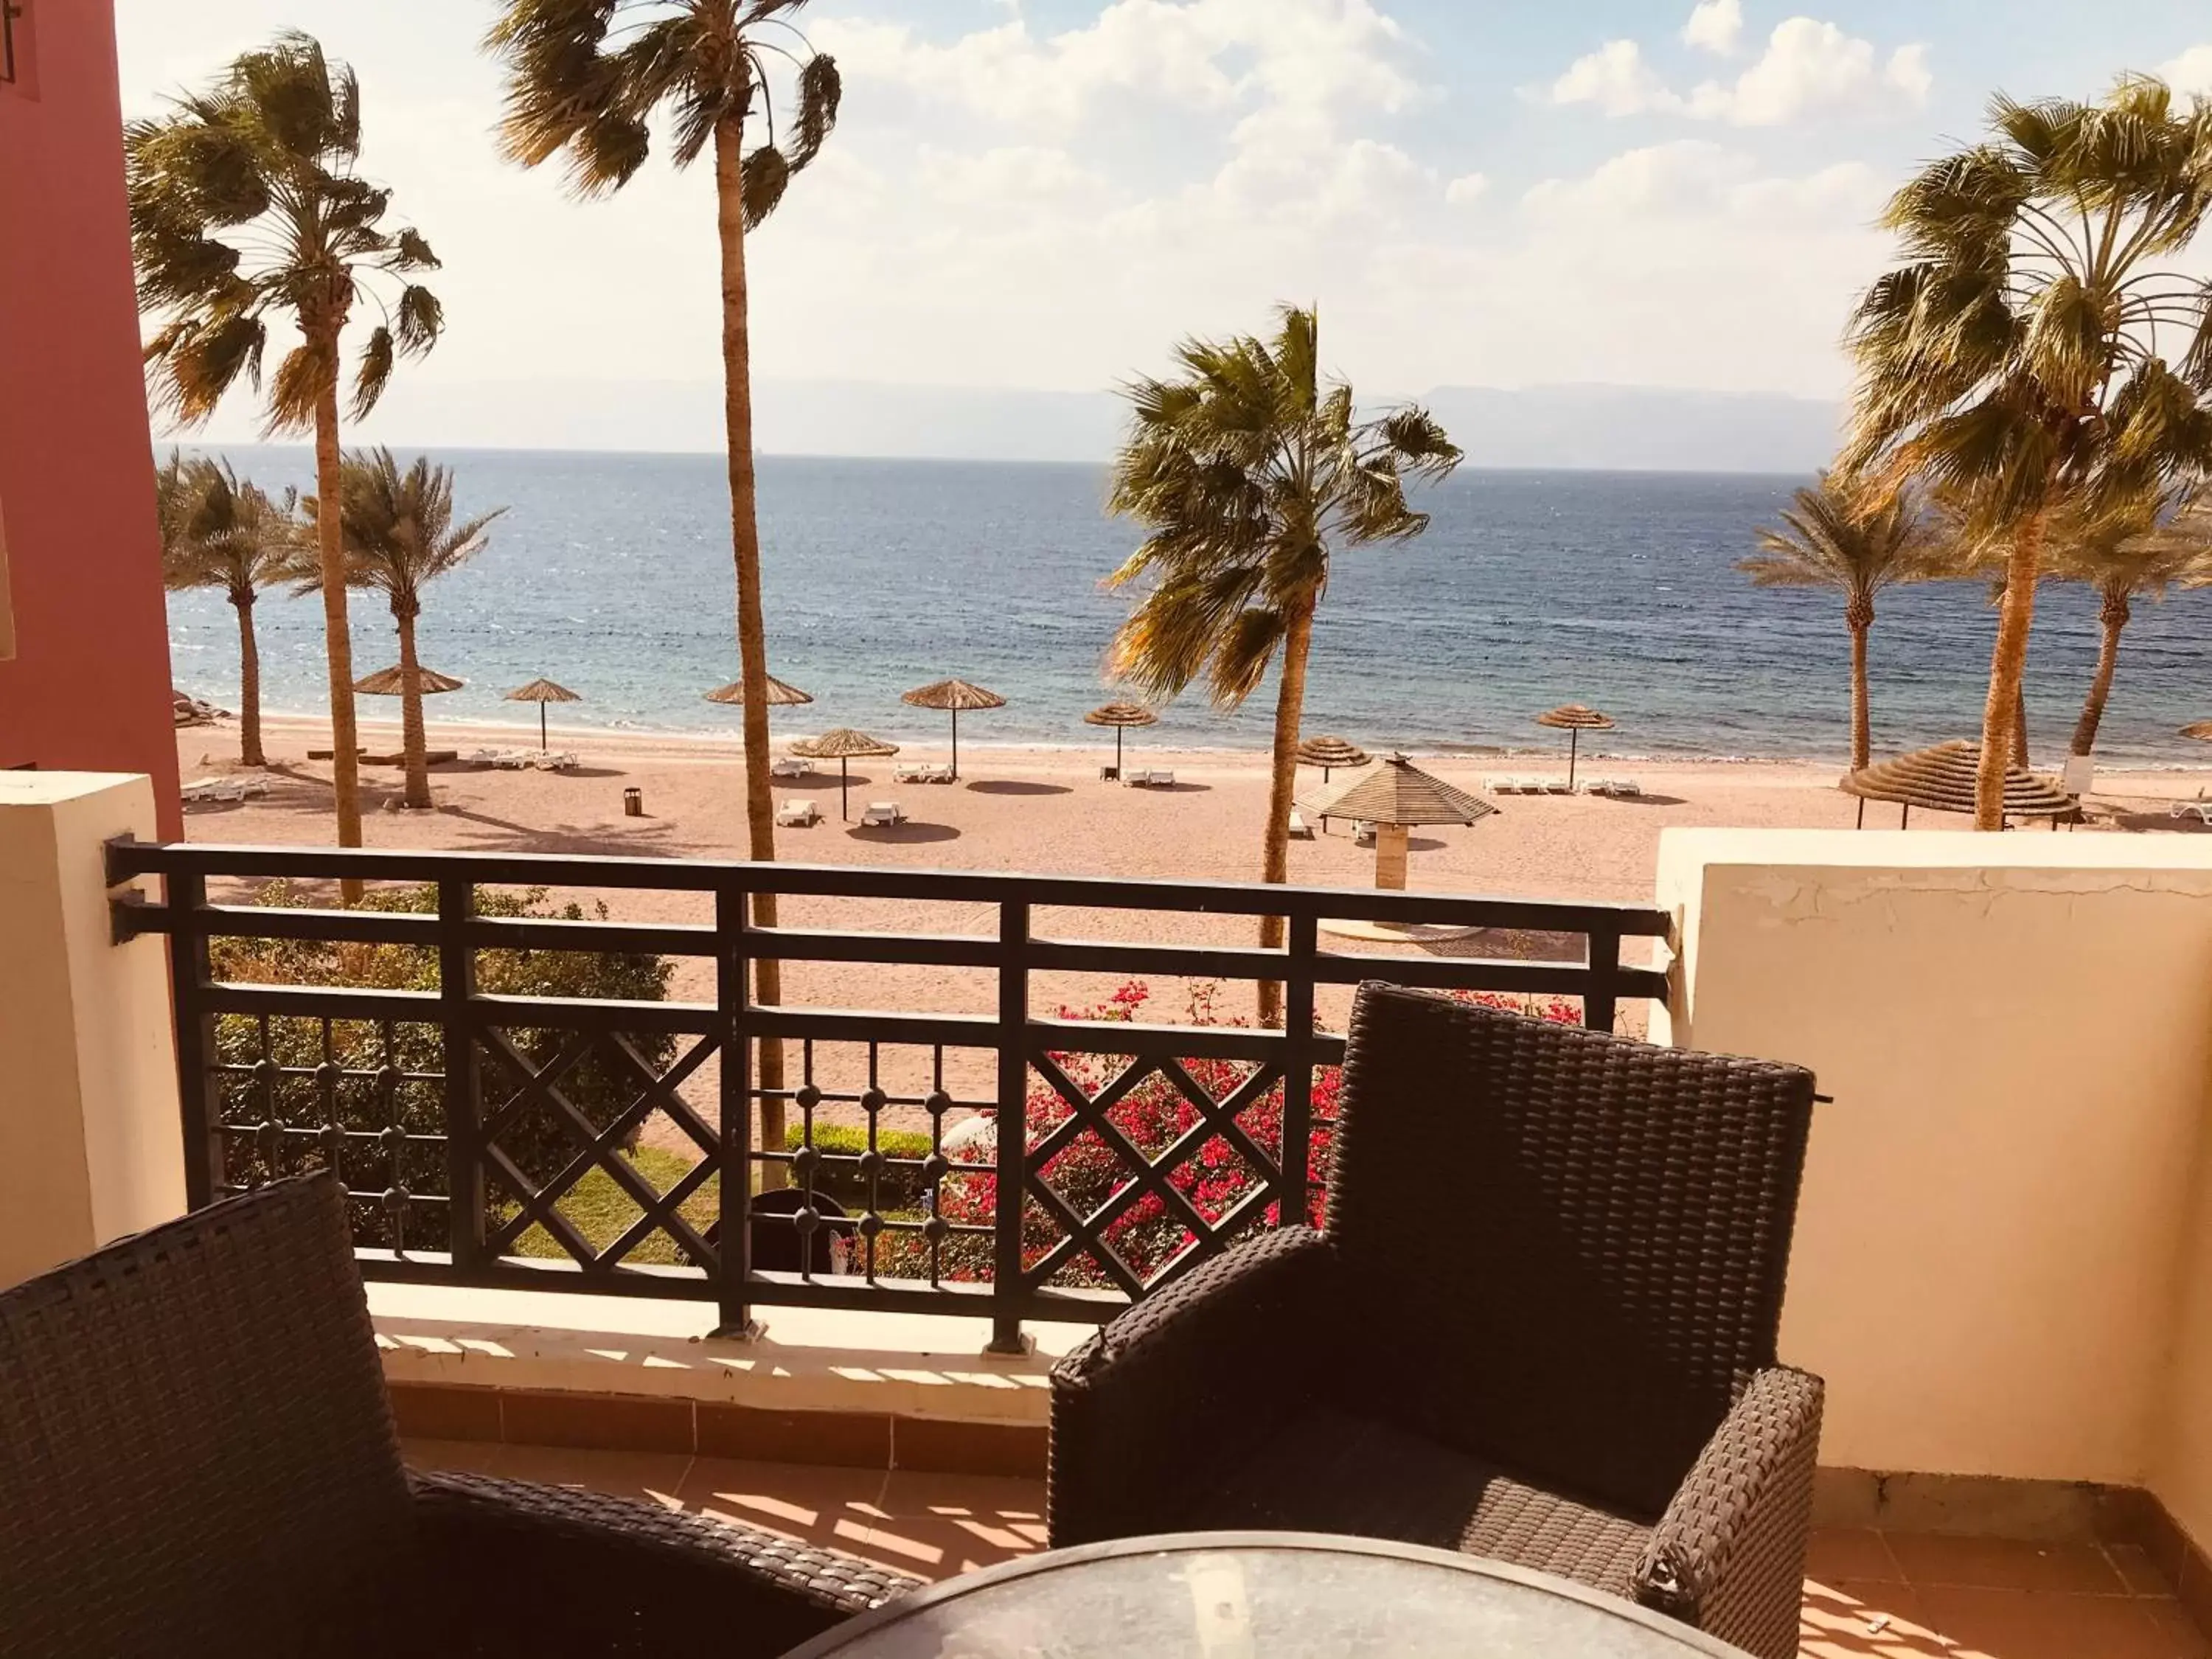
331 375 1843 475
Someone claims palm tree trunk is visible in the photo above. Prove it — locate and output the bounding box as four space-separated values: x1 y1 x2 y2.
2013 684 2031 772
1977 512 2045 830
395 606 432 810
1846 600 1873 772
233 592 265 768
2070 591 2130 757
713 114 785 1180
1256 599 1316 1029
313 369 365 901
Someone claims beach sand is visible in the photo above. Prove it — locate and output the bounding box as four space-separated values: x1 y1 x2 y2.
173 714 2211 1147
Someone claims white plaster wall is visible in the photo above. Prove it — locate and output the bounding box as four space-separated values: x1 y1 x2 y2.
1656 830 2212 1495
0 773 182 1287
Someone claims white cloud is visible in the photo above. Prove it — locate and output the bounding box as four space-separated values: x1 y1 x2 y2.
813 0 1421 135
1553 17 1931 126
1549 41 1682 118
1692 19 1932 125
2161 45 2212 99
1444 172 1491 206
1683 0 1744 56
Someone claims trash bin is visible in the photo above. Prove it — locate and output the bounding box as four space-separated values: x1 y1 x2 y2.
623 787 643 817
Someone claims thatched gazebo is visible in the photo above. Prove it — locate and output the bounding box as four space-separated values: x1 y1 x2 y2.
1535 704 1615 790
1085 701 1158 778
789 727 899 820
1840 740 2081 828
704 673 814 709
355 664 464 698
504 677 581 751
1302 754 1498 889
901 678 1005 779
1297 734 1371 783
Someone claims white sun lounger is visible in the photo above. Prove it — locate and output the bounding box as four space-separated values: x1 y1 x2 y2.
924 763 955 784
1288 809 1313 840
1354 820 1377 846
1585 778 1642 798
2171 801 2212 827
893 762 931 784
771 756 811 779
1136 768 1176 787
531 751 580 771
776 797 821 827
860 801 905 827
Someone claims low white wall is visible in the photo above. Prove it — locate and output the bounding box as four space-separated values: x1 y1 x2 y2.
1657 830 2212 1512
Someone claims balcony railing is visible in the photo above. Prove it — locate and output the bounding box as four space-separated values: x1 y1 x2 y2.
107 841 1669 1350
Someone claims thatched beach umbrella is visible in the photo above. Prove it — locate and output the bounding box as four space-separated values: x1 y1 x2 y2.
1297 734 1371 783
505 676 581 751
355 664 464 698
789 727 899 820
1085 700 1158 776
704 673 814 709
901 678 1005 779
1534 704 1615 790
1841 740 2080 828
2183 721 2212 742
1302 754 1498 890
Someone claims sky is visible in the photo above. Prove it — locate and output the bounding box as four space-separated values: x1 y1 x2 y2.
113 1 2212 451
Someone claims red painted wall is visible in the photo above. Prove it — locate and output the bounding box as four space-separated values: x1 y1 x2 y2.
0 0 181 835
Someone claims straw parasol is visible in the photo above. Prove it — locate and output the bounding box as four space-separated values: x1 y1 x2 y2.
1302 754 1498 889
1084 700 1158 776
901 678 1005 779
2183 721 2212 742
504 676 581 751
1840 740 2080 828
1297 734 1371 783
788 727 899 820
355 664 464 696
1534 704 1615 790
703 673 814 708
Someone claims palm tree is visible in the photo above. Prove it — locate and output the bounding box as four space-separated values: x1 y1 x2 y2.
1106 307 1461 1026
486 0 842 1149
1841 76 2212 827
300 451 506 810
2042 493 2212 758
156 453 299 768
129 33 444 882
1739 473 1932 771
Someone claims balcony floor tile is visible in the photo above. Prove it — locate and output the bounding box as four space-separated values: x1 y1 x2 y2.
397 1446 2211 1655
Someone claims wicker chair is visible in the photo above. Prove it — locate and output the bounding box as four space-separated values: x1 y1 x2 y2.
1049 984 1822 1659
0 1174 919 1658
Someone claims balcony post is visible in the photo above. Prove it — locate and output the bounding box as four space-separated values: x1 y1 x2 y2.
438 876 484 1272
988 899 1031 1354
714 883 758 1338
0 774 184 1290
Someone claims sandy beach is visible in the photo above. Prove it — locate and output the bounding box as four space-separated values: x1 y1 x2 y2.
175 714 2212 1143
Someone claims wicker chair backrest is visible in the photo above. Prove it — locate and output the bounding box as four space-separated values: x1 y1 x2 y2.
1323 985 1815 1517
0 1175 415 1656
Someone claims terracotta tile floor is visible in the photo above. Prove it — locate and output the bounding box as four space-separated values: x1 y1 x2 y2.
404 1441 2208 1657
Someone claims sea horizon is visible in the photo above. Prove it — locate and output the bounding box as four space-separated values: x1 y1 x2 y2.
165 448 2212 768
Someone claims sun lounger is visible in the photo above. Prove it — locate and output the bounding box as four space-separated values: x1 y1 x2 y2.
893 762 931 784
1129 768 1177 787
860 801 905 827
1289 809 1313 840
776 797 821 827
1354 820 1377 846
180 778 246 806
1585 778 1642 798
771 756 811 779
925 763 955 784
529 751 580 771
2171 801 2212 826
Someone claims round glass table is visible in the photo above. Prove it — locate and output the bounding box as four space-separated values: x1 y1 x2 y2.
780 1533 1753 1658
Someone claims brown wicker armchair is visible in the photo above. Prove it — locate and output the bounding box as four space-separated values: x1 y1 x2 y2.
0 1174 918 1658
1049 984 1822 1659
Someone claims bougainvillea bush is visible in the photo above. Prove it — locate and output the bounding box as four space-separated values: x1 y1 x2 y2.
878 981 1580 1294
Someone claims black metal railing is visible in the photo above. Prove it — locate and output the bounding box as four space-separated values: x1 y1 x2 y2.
107 840 1670 1350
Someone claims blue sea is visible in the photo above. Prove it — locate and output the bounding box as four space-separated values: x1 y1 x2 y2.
166 448 2212 766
